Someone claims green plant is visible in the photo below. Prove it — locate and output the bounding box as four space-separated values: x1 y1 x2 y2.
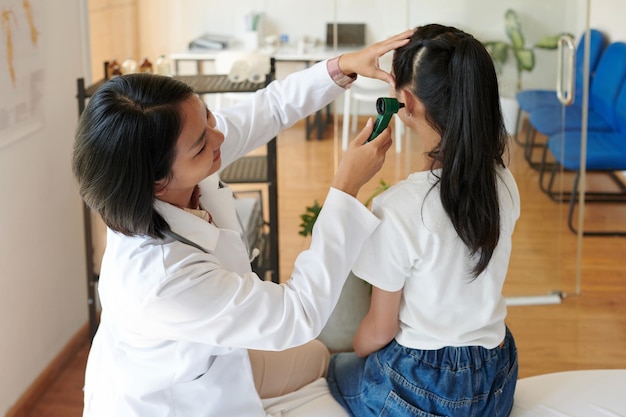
483 9 572 92
298 200 322 237
298 179 390 237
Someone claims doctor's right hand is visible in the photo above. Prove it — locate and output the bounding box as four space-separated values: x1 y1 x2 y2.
331 118 392 198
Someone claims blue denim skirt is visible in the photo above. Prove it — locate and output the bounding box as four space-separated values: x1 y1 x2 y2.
327 327 518 417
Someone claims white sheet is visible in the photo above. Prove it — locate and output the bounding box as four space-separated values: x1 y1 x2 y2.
510 370 626 416
261 378 349 417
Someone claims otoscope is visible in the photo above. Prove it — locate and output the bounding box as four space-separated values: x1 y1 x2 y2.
367 97 405 142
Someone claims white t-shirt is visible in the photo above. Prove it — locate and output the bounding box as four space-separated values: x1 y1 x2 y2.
352 166 520 350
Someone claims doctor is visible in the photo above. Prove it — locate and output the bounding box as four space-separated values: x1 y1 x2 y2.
72 30 412 417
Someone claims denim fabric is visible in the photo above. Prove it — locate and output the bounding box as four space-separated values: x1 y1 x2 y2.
327 327 518 417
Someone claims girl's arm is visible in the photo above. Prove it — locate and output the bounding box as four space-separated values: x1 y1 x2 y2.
353 286 402 357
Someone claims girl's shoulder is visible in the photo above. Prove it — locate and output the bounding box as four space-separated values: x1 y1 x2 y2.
371 170 441 215
380 170 440 199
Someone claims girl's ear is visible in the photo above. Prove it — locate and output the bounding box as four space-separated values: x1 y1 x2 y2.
399 89 418 119
401 89 427 119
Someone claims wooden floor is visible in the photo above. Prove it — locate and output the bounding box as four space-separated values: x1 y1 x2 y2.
27 117 626 416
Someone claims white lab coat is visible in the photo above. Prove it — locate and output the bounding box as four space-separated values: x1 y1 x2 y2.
83 60 379 417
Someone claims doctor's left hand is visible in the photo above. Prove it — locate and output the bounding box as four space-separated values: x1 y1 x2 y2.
338 29 413 87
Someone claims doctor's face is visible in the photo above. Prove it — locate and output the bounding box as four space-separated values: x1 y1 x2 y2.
158 95 224 201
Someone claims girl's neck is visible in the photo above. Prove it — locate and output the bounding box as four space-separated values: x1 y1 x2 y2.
410 118 442 172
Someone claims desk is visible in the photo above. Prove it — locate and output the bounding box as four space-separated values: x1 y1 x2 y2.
170 46 356 72
170 46 357 140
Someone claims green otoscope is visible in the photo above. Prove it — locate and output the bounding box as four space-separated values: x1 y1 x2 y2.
367 97 405 142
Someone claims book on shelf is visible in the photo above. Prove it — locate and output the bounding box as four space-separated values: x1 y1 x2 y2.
189 33 232 50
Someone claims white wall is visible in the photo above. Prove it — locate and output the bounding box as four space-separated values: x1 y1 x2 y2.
137 0 584 96
590 0 626 41
0 0 87 414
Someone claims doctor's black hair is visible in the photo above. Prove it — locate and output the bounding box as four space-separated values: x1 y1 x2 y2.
393 24 508 278
72 73 195 238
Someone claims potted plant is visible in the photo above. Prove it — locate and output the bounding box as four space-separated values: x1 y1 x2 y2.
299 180 389 352
482 9 570 135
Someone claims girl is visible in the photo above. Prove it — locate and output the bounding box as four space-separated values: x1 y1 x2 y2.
327 24 520 417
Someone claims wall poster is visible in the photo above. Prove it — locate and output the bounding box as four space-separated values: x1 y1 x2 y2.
0 0 43 149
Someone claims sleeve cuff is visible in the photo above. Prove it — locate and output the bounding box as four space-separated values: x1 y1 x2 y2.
327 55 357 88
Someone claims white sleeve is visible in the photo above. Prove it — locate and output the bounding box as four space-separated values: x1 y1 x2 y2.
351 198 411 292
215 59 346 168
141 188 381 350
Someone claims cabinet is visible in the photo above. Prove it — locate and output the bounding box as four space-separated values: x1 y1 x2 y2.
76 60 279 339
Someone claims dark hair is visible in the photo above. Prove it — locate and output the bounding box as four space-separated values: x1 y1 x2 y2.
393 24 508 277
72 74 195 239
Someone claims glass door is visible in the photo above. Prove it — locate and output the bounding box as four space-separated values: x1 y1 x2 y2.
483 0 589 301
330 0 590 304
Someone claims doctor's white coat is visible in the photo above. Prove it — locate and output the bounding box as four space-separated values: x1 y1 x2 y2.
82 60 380 417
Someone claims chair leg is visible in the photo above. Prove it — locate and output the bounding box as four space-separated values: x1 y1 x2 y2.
538 144 551 194
394 114 403 153
512 107 524 146
524 126 540 167
538 143 557 200
566 171 626 236
538 139 570 202
342 90 351 150
524 126 553 171
544 159 564 202
351 100 359 133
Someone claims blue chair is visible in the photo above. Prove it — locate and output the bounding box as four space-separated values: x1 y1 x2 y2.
529 41 626 136
517 29 605 119
540 72 626 236
525 41 626 170
518 30 606 168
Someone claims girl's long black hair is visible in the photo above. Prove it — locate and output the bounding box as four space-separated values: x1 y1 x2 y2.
393 24 508 277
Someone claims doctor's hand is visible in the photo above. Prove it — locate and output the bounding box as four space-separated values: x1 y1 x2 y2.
331 118 392 198
338 29 413 87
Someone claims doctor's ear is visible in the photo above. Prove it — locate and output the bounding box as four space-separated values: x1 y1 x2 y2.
154 179 168 197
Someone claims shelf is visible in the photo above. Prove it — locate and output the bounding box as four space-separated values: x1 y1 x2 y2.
174 74 267 94
221 155 267 183
79 74 268 97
